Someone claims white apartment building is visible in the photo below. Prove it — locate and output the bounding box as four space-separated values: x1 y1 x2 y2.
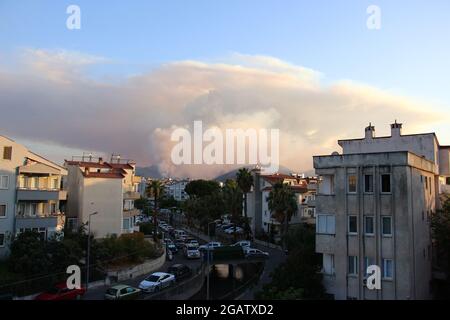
165 179 189 202
313 122 449 300
65 155 142 238
246 170 317 237
0 135 67 259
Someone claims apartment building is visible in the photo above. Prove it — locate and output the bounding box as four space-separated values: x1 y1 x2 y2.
65 155 142 238
246 169 317 237
165 179 189 202
313 122 449 300
0 135 67 259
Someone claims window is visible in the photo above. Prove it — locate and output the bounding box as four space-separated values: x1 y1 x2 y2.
0 233 5 247
0 175 9 189
123 218 130 230
429 177 432 195
382 259 394 279
348 256 358 276
364 174 373 193
52 178 59 190
2 146 12 160
0 204 6 218
425 176 428 189
317 214 335 235
381 174 391 193
381 216 392 236
322 254 335 275
348 215 358 234
31 203 38 216
446 177 450 185
348 175 357 193
364 216 374 235
364 257 375 277
50 203 57 214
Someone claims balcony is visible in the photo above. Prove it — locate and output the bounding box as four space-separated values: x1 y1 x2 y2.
123 190 140 200
123 208 141 218
17 188 62 201
315 194 336 214
16 213 65 230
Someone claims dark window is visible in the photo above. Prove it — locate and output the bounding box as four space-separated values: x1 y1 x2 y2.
348 216 358 234
381 174 391 193
0 233 4 246
365 216 374 235
364 174 373 193
382 216 392 236
2 146 12 160
348 256 358 275
446 177 450 185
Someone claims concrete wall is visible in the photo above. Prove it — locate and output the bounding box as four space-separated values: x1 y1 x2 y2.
107 250 166 281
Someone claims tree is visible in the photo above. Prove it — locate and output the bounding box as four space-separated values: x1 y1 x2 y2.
223 179 244 241
236 168 254 239
256 224 325 300
431 197 450 295
267 182 298 249
185 180 220 198
146 180 165 241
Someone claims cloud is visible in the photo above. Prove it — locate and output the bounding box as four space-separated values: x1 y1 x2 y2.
0 48 447 178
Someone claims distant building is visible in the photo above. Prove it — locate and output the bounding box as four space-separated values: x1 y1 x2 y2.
164 179 189 202
246 170 317 237
65 155 142 238
0 135 67 259
313 122 450 300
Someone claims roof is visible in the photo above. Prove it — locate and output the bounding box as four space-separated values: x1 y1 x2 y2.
338 132 439 145
262 185 308 193
65 160 111 169
108 163 134 170
82 172 125 179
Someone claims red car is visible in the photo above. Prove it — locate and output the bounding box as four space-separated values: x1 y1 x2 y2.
34 283 86 300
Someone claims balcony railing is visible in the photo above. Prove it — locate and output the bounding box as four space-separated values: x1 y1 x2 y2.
15 212 65 229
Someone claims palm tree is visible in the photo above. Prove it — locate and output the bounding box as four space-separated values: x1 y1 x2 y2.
267 182 298 250
146 180 165 241
236 168 254 239
223 179 244 242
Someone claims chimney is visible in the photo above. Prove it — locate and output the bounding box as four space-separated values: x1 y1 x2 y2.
365 123 375 139
98 157 103 165
391 120 402 137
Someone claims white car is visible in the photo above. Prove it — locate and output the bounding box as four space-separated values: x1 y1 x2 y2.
184 245 201 259
199 242 222 251
232 240 251 248
225 227 244 234
138 272 176 293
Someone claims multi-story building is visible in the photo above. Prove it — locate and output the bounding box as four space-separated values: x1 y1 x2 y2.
246 170 317 237
65 155 141 238
164 179 189 202
313 122 449 300
1 135 67 259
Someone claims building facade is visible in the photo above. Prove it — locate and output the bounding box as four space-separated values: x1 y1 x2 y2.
164 179 189 202
0 135 67 259
65 155 141 238
313 122 449 300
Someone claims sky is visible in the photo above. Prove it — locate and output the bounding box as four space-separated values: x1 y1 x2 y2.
0 0 449 178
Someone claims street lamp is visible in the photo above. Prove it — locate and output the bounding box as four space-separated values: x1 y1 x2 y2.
206 221 216 300
86 211 98 290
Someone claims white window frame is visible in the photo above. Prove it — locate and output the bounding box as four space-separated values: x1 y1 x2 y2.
348 215 358 235
0 233 5 247
381 216 392 237
0 175 9 190
316 214 335 235
364 216 374 236
380 174 392 194
348 255 358 276
0 203 7 218
382 259 394 280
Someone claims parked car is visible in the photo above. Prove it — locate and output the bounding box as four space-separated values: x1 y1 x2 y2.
245 248 269 259
174 229 187 239
104 285 141 300
225 226 244 234
221 223 234 231
138 272 176 293
185 238 199 247
199 242 222 252
34 283 86 300
175 239 185 249
167 243 178 253
232 240 251 248
167 264 192 281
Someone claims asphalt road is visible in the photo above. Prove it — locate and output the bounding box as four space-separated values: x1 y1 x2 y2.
82 249 203 300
